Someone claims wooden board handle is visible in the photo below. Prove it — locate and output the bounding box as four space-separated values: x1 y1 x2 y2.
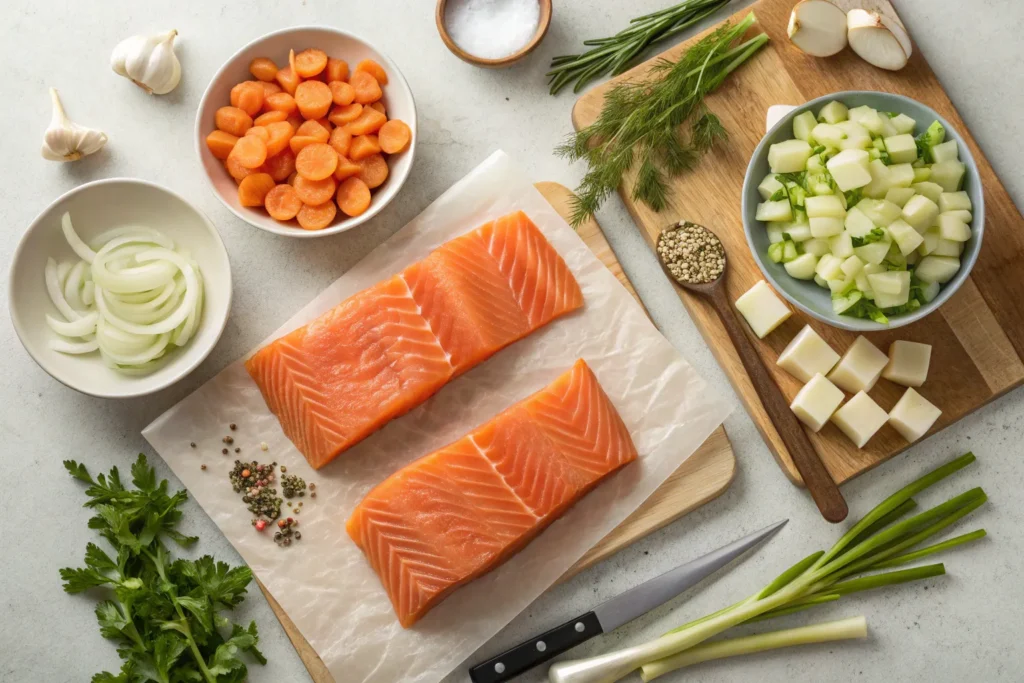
710 286 849 522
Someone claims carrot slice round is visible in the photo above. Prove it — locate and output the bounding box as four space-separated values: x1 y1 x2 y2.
264 92 297 115
345 107 387 136
232 135 268 169
294 49 328 78
295 120 330 142
254 110 287 127
238 173 276 207
357 153 389 189
215 106 253 137
329 127 352 157
329 81 355 106
264 121 295 157
206 130 238 160
348 134 381 161
295 142 339 181
249 57 279 82
293 175 337 205
378 119 411 154
349 70 382 105
326 58 349 83
260 81 283 99
264 183 303 220
297 201 338 230
286 112 304 131
245 126 270 143
334 155 362 181
337 177 372 217
275 66 301 95
294 80 333 120
230 81 265 117
226 154 259 181
369 101 386 116
328 103 363 127
355 59 389 85
289 135 321 155
264 148 297 182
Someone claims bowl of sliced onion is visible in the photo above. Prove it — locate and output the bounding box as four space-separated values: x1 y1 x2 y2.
8 178 232 398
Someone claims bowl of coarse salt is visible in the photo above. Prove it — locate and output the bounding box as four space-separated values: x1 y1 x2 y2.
436 0 552 67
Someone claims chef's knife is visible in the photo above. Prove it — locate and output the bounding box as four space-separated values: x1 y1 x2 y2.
468 519 787 683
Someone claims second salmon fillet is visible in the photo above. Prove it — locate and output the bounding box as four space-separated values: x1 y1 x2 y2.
246 211 583 469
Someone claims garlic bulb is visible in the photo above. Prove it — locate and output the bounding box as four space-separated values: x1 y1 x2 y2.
111 29 181 95
41 88 108 162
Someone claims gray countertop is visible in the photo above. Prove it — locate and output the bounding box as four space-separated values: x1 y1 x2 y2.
2 1 1022 681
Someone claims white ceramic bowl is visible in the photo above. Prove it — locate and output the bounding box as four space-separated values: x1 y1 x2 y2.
9 179 232 398
195 26 417 238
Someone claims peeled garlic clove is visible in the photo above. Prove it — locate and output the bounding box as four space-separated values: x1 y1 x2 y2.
847 9 912 71
41 88 108 162
111 29 181 95
788 0 848 57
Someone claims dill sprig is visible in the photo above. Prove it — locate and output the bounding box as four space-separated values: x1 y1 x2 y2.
547 0 731 95
557 13 769 228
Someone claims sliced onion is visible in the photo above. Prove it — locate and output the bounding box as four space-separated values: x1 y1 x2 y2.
102 279 185 324
82 281 95 306
104 278 179 315
64 260 87 311
56 261 73 286
172 272 204 347
96 319 156 355
92 249 177 293
62 212 96 263
89 226 174 251
50 337 99 354
47 311 98 338
45 257 81 321
99 331 172 366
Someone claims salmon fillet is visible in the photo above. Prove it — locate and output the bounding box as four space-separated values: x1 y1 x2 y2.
346 360 637 627
246 211 583 469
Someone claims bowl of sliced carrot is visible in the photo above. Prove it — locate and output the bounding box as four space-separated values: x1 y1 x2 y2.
196 26 416 237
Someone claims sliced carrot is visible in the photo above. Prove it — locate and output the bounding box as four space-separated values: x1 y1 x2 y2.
329 127 352 157
286 111 304 131
337 177 372 217
230 81 265 117
326 58 349 83
226 154 259 181
369 101 386 115
289 49 297 75
260 81 283 99
295 119 330 142
329 81 355 106
289 135 321 155
348 134 381 161
316 117 334 134
294 80 333 120
357 153 389 189
264 92 297 115
293 175 337 205
275 65 301 95
294 48 328 78
238 173 276 207
295 142 339 181
334 154 362 181
297 201 338 231
287 171 298 185
254 110 288 126
264 183 303 221
215 106 253 137
250 57 279 82
245 126 270 143
349 70 382 105
264 148 297 182
328 103 363 127
264 121 295 157
345 107 387 136
378 119 411 154
355 59 389 85
231 135 268 169
205 130 238 160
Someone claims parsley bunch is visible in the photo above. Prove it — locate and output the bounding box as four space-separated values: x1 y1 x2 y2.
61 455 267 683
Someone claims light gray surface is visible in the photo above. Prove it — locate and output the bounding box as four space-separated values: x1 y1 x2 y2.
0 1 1021 682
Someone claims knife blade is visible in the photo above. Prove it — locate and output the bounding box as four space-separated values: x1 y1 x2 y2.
468 519 787 683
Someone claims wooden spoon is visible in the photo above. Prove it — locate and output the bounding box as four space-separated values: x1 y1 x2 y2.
658 221 849 523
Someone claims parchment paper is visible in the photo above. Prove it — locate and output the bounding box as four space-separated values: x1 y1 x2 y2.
143 151 733 683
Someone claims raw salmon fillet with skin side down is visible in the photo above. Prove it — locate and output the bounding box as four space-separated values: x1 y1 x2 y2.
245 211 583 469
346 359 638 627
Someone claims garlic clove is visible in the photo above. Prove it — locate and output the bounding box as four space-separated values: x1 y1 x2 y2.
111 29 181 95
41 88 108 162
788 0 848 57
847 9 912 71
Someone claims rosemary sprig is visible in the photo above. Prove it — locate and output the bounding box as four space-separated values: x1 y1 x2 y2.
556 13 768 228
547 0 730 95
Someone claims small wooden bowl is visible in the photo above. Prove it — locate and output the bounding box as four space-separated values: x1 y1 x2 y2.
436 0 552 68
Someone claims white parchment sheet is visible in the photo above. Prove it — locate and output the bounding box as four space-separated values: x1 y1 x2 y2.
143 151 733 683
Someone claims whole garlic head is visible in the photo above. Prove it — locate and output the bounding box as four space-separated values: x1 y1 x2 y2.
41 88 108 162
111 29 181 95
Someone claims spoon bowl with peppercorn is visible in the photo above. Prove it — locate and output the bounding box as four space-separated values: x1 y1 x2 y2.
657 221 849 523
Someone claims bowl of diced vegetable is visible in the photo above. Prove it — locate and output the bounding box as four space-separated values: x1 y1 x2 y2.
743 91 983 331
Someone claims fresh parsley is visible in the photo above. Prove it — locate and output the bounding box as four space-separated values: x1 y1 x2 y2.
61 455 267 683
851 228 887 247
844 188 863 208
769 188 787 202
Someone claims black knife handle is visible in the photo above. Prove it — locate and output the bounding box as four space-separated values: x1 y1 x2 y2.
469 611 603 683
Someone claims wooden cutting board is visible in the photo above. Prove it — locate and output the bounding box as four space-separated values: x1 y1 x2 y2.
573 0 1024 486
259 181 737 681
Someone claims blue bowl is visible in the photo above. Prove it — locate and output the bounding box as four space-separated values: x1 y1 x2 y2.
742 91 984 331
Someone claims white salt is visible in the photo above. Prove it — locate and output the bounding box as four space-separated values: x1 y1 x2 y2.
445 0 541 60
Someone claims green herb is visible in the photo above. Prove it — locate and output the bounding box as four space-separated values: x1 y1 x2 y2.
547 0 730 95
843 188 863 208
769 188 787 202
811 145 826 155
556 13 768 227
61 455 266 683
844 298 889 324
851 228 887 247
915 120 946 163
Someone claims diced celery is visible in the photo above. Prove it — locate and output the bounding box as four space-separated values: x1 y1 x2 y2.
929 160 966 192
793 111 818 142
859 199 902 227
807 155 826 173
938 191 972 212
938 214 971 242
915 255 960 283
868 148 882 162
829 231 855 258
862 262 885 275
783 240 799 262
784 253 819 280
802 238 831 257
768 242 785 263
885 242 907 269
768 139 813 173
912 167 931 183
818 100 849 124
810 216 845 238
826 149 872 191
862 159 893 198
931 140 959 163
840 254 864 277
813 180 834 195
884 134 918 164
888 219 925 255
911 181 943 203
901 194 940 231
844 207 877 237
855 237 893 265
756 200 794 222
872 137 886 151
884 187 916 207
766 223 786 244
890 113 917 135
757 174 785 200
887 163 915 188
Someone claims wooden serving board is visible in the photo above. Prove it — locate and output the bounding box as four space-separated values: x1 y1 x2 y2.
573 0 1024 486
259 181 737 681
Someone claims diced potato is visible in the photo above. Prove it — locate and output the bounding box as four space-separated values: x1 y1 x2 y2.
756 200 793 222
829 231 855 258
887 163 915 188
930 160 965 192
884 187 916 207
844 207 877 237
868 270 909 296
784 222 813 242
915 255 960 283
918 227 939 255
848 105 884 135
768 139 813 173
890 113 917 134
883 134 918 164
901 194 940 231
938 191 972 212
734 280 792 338
878 117 899 138
818 100 849 124
802 238 831 257
815 254 844 280
826 149 872 191
792 111 818 142
840 254 864 277
941 209 973 223
888 219 924 255
859 199 902 227
784 253 819 280
883 341 932 388
766 224 786 244
805 195 847 218
814 274 829 288
911 181 944 203
932 238 963 257
920 280 940 302
828 336 889 394
931 140 959 163
837 122 872 151
811 123 845 148
758 174 785 200
938 214 971 242
832 391 889 448
828 277 852 293
791 373 845 432
810 216 845 238
855 272 873 296
854 237 893 265
913 167 932 183
888 388 942 443
862 158 893 198
906 249 920 266
862 263 885 275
